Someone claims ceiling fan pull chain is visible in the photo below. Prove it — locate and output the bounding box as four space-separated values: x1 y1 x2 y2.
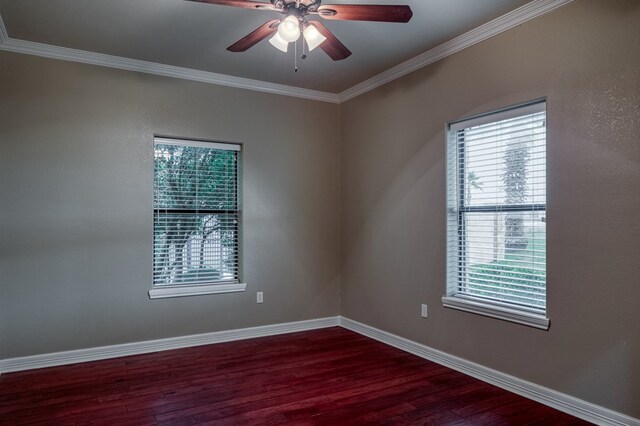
301 33 307 60
294 38 298 72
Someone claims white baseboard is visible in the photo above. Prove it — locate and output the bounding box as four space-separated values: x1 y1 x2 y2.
339 317 639 426
0 316 339 374
1 315 637 426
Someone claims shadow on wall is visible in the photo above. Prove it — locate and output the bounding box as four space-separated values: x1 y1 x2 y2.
341 104 446 335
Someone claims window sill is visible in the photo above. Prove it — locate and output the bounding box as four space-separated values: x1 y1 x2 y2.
442 296 550 330
149 283 247 299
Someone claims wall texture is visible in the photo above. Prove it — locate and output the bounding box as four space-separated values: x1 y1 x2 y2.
1 0 639 419
0 51 341 359
340 0 640 418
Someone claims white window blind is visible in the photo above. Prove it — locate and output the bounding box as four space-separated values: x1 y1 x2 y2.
445 101 547 326
153 137 240 288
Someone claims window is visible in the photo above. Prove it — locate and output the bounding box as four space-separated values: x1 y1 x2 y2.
149 137 245 299
443 101 548 329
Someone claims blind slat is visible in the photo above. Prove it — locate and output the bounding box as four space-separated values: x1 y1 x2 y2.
447 102 547 312
153 138 241 287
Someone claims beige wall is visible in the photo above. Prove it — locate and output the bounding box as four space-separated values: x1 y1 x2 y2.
0 51 341 358
340 0 640 418
1 0 639 419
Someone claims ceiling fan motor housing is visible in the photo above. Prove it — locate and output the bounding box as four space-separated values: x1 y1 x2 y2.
271 0 321 14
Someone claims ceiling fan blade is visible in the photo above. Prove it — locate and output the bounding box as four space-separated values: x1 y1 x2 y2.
227 19 280 52
317 4 413 23
184 0 275 11
309 21 352 61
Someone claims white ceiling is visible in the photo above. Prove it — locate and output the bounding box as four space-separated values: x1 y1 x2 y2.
0 0 536 93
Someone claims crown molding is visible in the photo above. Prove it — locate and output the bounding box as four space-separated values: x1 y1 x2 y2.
338 0 575 102
0 37 340 104
0 0 574 104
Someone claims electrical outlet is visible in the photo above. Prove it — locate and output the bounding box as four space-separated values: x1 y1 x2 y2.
421 304 428 318
257 292 263 304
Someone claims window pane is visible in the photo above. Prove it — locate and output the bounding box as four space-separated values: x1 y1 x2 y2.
447 102 547 317
153 213 238 286
461 111 546 208
460 211 546 310
154 144 238 211
153 139 240 288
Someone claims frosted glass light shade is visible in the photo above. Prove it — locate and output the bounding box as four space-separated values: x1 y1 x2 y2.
278 16 300 42
269 32 289 52
303 24 326 51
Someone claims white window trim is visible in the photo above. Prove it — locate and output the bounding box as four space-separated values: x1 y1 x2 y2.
151 136 243 299
153 137 241 151
149 283 247 299
442 296 550 330
449 102 546 132
444 99 549 330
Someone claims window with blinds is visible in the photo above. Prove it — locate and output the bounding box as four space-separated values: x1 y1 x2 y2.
444 101 548 328
153 137 240 290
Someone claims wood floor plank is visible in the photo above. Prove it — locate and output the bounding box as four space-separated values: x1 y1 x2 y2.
0 327 591 425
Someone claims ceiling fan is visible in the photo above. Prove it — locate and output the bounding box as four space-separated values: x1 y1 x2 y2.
185 0 413 61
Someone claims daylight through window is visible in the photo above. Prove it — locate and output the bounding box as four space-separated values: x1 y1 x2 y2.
153 137 241 293
444 101 548 328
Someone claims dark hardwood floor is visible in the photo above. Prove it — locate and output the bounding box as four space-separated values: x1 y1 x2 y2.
0 327 589 425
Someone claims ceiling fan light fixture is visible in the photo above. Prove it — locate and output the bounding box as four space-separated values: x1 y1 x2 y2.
277 15 301 42
195 0 412 62
303 24 326 51
269 32 289 52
